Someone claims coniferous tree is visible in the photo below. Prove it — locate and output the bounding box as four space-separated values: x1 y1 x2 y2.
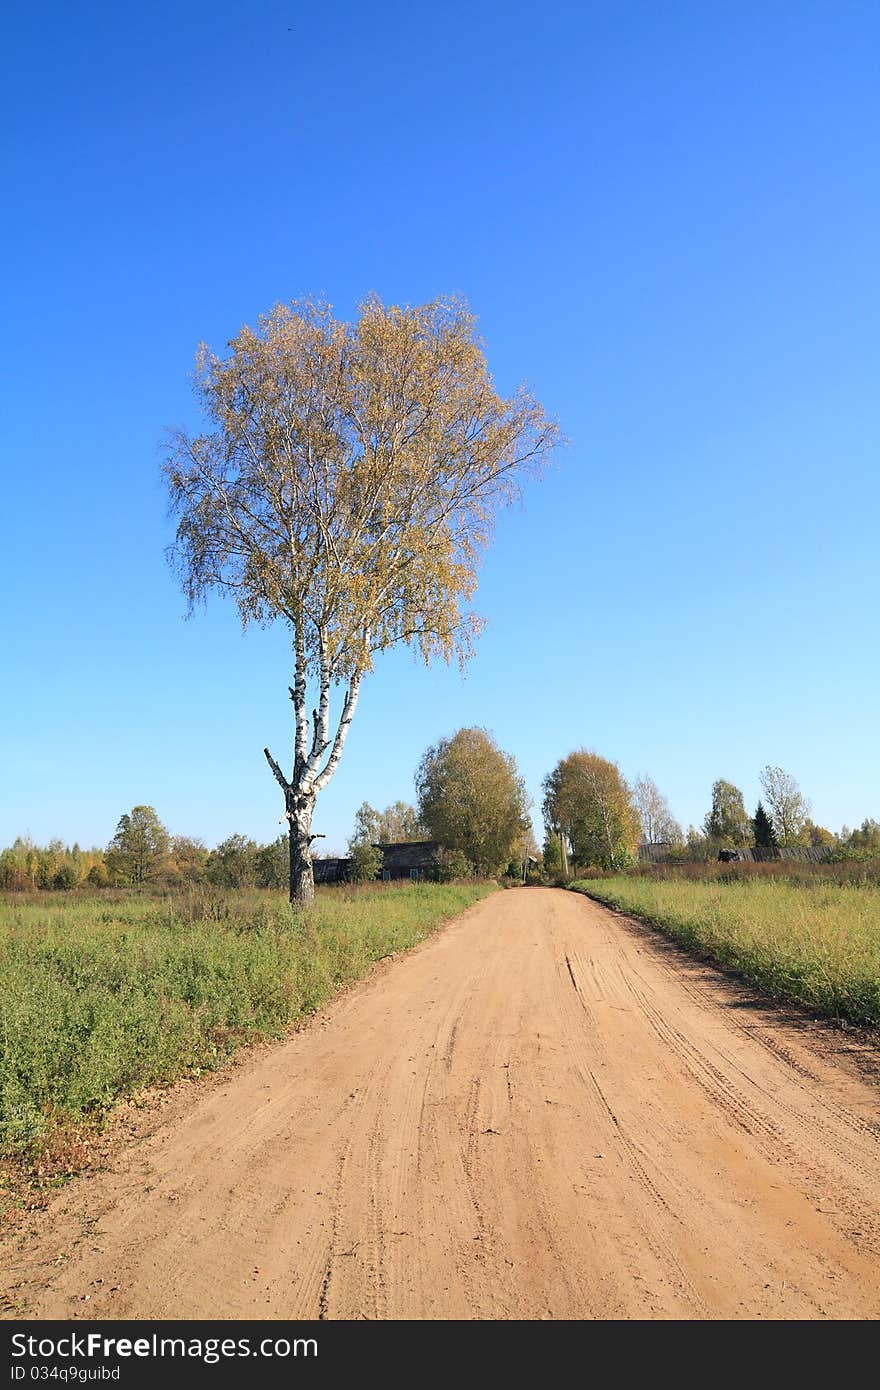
752 801 777 848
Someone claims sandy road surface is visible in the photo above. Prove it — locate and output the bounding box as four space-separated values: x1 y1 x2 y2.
4 888 880 1320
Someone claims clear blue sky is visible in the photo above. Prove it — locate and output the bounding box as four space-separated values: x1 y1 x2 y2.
2 1 878 855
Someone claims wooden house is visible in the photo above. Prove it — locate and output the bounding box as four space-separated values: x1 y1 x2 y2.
312 856 352 884
311 841 443 885
375 841 443 881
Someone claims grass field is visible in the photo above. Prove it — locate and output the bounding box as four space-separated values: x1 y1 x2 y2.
0 882 493 1166
572 874 880 1026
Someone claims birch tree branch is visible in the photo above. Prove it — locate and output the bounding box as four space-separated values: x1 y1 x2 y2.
310 670 364 794
264 747 290 794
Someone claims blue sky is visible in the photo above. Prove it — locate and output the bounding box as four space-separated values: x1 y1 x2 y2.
2 1 877 855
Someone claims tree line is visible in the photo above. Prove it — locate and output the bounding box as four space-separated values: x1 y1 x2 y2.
688 766 857 858
542 757 880 873
0 814 293 893
0 727 534 892
3 750 878 891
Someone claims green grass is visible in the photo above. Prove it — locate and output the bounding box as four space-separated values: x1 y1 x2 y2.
0 882 493 1160
571 875 880 1026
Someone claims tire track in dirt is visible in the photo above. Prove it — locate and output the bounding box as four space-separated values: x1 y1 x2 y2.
615 939 880 1259
4 889 880 1320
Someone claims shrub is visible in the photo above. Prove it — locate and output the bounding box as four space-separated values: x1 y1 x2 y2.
435 848 473 882
349 842 383 882
52 863 77 891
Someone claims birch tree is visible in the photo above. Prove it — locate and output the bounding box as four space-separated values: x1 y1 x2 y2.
633 775 684 846
416 727 530 875
542 751 640 871
759 766 810 846
348 800 424 849
164 296 558 903
703 779 751 846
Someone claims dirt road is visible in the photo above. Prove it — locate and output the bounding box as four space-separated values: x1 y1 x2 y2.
5 888 880 1319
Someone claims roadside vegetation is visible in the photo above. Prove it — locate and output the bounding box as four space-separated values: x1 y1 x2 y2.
536 751 880 1026
571 870 880 1026
0 881 493 1174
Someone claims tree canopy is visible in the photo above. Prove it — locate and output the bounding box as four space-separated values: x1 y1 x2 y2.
206 834 259 888
348 800 425 849
416 727 530 875
543 751 640 871
106 806 170 886
633 775 684 846
841 819 880 856
703 779 751 846
349 842 384 882
164 295 558 902
759 766 810 847
799 818 835 849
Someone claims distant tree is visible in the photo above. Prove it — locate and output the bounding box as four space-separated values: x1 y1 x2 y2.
164 296 559 904
685 825 712 861
841 818 880 856
0 847 24 891
0 837 40 891
633 775 684 846
349 842 383 882
543 750 640 871
416 727 530 876
255 835 290 889
752 801 777 848
703 780 751 846
349 803 381 849
514 825 540 878
169 835 208 884
52 861 77 891
106 807 170 886
798 819 835 849
69 844 85 886
86 862 109 888
759 766 810 847
541 832 564 878
0 839 110 892
0 840 34 891
348 800 425 850
37 839 66 890
207 834 259 888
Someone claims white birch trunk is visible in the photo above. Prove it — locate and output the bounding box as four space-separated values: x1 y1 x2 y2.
288 795 316 906
265 657 365 905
